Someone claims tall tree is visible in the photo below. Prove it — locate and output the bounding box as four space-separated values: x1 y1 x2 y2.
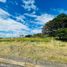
42 13 67 39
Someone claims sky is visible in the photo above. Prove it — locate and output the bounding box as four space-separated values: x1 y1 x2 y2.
0 0 67 37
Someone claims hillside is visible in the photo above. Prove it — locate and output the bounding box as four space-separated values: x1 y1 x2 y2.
0 37 67 67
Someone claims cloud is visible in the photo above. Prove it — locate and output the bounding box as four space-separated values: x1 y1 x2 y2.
35 13 55 25
16 15 26 24
24 13 37 17
16 15 25 21
0 18 29 31
22 0 37 12
0 8 10 19
0 9 30 37
0 18 30 37
0 0 6 3
32 29 42 34
52 8 67 14
30 13 54 34
23 12 54 25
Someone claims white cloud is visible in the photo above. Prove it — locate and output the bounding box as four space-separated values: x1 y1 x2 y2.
0 8 10 19
22 0 37 11
0 9 30 37
16 15 26 24
24 13 37 17
32 29 42 34
0 8 9 16
35 14 55 24
0 18 29 37
16 16 25 21
0 18 29 31
23 12 54 25
0 0 6 3
52 8 67 14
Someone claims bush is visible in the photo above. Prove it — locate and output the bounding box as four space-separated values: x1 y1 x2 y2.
55 28 67 40
25 35 32 37
32 33 44 38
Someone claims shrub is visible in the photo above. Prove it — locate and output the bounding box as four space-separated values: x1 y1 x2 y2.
55 28 67 40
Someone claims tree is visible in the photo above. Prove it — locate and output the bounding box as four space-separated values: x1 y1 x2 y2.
55 28 67 40
32 33 44 37
42 13 67 40
25 35 32 37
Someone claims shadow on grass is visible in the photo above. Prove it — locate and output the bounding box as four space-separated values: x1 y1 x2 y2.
55 38 67 42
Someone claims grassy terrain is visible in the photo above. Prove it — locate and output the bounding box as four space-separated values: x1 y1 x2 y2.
0 37 67 64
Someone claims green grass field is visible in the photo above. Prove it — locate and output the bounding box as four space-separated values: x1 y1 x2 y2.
0 37 67 64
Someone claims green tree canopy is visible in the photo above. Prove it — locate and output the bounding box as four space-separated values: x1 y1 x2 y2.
42 13 67 40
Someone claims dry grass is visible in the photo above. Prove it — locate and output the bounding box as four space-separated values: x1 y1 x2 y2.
0 37 67 64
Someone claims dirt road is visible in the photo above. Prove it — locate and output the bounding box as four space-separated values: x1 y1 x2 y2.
0 58 67 67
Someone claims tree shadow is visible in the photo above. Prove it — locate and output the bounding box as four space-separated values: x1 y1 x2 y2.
55 38 67 42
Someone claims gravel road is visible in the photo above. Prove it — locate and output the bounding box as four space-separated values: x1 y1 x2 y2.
0 64 23 67
0 58 67 67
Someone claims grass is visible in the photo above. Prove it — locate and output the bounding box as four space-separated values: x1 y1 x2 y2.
0 37 67 64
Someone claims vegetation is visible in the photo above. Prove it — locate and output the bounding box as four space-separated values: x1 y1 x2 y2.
32 33 44 38
56 28 67 40
42 13 67 40
25 33 44 38
0 37 67 64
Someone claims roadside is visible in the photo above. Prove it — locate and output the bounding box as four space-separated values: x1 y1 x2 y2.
0 57 67 67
